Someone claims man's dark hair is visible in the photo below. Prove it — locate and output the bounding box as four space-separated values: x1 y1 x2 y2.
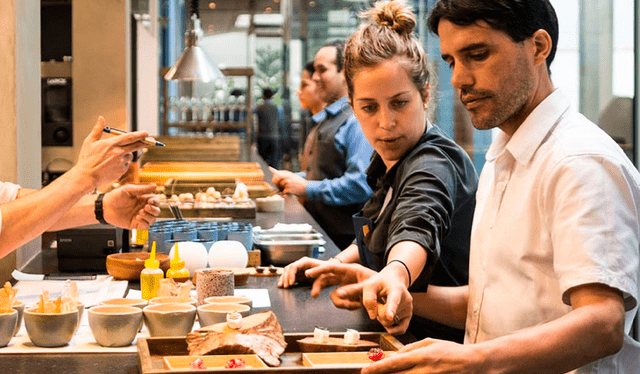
428 0 559 70
322 40 346 72
262 88 275 99
303 61 315 75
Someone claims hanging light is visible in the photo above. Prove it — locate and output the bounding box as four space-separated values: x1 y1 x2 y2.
164 0 224 82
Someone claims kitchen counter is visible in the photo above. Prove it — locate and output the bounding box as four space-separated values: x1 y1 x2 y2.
2 192 407 373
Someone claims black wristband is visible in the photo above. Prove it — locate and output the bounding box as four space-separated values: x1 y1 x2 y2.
387 259 412 287
94 193 108 225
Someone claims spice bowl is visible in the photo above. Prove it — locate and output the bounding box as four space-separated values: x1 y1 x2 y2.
88 306 142 347
203 296 253 309
197 303 250 328
149 296 197 308
0 309 18 347
143 303 196 337
11 300 24 336
23 308 78 347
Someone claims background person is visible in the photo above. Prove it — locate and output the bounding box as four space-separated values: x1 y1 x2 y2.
318 1 640 373
256 87 285 168
272 40 374 250
0 116 160 258
279 0 477 343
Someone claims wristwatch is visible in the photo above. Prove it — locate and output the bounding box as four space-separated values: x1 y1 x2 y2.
94 193 108 225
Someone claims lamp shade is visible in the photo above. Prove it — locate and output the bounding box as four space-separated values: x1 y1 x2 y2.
164 44 224 83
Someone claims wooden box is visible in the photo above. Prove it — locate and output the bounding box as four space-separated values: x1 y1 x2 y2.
138 332 403 373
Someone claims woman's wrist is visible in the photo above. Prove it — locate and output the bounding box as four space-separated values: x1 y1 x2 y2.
386 259 412 288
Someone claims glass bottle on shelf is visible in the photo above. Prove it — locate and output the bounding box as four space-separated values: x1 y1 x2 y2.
201 97 212 122
223 96 232 122
169 96 179 123
237 95 247 123
213 96 221 122
179 96 192 122
191 97 201 122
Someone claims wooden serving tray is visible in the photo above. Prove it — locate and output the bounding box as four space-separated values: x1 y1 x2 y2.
138 332 403 373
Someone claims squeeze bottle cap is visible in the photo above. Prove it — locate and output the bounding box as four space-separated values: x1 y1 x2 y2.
145 242 160 269
170 242 186 270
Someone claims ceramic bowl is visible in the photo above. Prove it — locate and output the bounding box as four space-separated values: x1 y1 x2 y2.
99 298 147 331
203 296 252 309
143 303 196 337
0 309 18 347
88 306 142 347
106 252 171 280
11 300 24 336
197 303 250 328
99 298 147 309
149 296 197 308
24 308 78 347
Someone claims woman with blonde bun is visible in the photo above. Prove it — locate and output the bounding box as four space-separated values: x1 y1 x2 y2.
278 0 477 343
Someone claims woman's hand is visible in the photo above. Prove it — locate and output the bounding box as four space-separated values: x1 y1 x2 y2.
277 256 327 288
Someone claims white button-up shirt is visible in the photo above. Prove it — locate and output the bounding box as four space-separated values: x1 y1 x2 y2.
466 89 640 373
0 181 21 236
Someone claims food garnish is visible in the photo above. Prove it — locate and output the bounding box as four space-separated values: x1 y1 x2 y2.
225 358 246 369
189 357 206 369
0 282 18 313
368 347 385 361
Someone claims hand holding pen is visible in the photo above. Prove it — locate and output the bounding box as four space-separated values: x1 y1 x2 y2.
103 126 165 147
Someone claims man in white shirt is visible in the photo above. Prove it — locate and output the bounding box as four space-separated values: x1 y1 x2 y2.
0 117 160 258
304 1 640 373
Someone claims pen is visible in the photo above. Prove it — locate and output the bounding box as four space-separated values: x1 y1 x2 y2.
102 127 165 147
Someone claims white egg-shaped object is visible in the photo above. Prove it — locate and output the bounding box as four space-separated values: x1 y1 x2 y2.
208 240 248 269
169 241 208 275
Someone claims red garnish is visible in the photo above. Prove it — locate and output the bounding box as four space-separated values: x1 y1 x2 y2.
225 358 246 369
368 347 384 361
189 358 206 369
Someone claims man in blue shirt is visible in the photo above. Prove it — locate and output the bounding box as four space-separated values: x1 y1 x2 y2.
272 41 373 249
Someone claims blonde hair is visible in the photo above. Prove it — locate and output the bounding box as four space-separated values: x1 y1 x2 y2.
345 0 432 101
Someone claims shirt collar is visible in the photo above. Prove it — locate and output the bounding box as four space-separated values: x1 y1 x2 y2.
311 109 327 124
486 89 570 165
325 96 350 116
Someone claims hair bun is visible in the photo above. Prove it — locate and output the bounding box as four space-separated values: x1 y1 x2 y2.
371 0 416 37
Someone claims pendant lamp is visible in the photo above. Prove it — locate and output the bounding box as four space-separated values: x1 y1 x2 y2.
164 0 224 82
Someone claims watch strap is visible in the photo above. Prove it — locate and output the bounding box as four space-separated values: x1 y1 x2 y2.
94 193 108 225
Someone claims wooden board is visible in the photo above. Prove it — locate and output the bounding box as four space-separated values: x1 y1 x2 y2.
297 337 379 352
163 354 267 370
302 351 396 367
138 332 403 373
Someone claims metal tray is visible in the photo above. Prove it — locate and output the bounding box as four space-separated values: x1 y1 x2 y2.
138 332 403 373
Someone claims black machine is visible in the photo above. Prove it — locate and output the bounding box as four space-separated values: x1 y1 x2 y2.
56 224 129 272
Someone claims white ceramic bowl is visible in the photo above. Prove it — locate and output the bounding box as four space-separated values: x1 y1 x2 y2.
149 296 197 308
0 309 18 347
11 301 24 336
143 303 196 337
88 306 142 347
203 296 252 309
100 298 147 309
197 303 250 328
24 308 78 347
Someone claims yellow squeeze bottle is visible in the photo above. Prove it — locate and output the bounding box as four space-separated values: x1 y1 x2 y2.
141 242 164 300
166 242 190 283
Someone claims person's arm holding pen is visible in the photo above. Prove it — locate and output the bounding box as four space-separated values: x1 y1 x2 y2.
0 116 160 258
